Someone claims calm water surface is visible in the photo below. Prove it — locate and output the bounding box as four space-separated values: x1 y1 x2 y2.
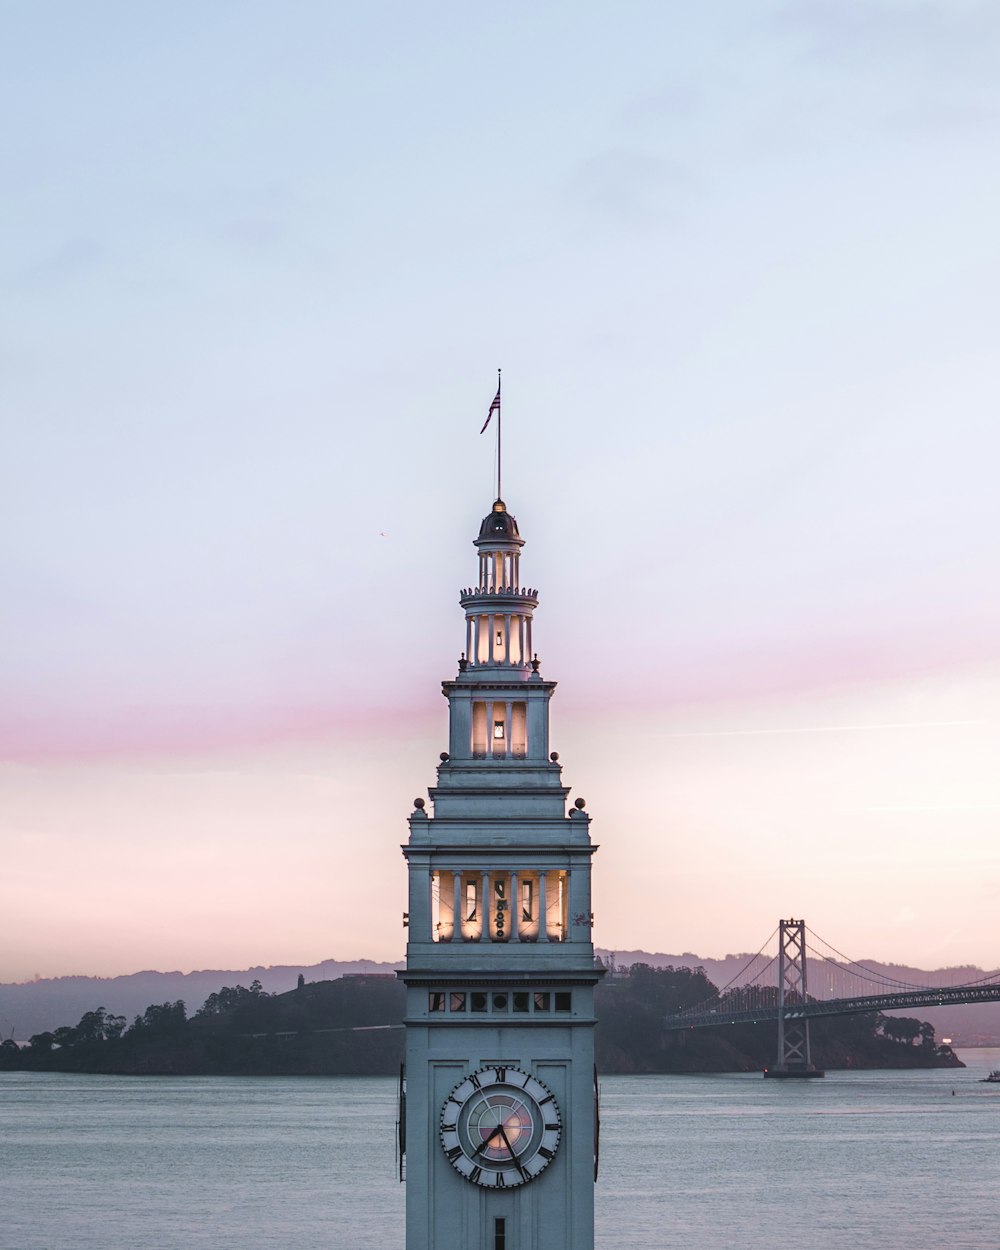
2 1050 997 1249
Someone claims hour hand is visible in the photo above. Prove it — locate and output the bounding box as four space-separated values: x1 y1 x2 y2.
473 1125 503 1159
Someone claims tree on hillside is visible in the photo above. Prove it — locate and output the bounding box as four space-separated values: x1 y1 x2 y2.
880 1016 924 1046
196 981 271 1017
127 1001 188 1038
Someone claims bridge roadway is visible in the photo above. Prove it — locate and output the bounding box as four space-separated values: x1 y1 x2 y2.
663 983 1000 1030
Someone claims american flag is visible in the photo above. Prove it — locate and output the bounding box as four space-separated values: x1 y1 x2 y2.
480 384 501 433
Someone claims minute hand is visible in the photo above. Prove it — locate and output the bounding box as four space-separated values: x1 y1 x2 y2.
497 1124 529 1181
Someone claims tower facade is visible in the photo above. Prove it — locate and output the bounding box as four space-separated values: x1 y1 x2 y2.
401 498 601 1250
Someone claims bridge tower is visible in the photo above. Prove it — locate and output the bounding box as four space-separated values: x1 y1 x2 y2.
766 918 824 1079
400 497 602 1250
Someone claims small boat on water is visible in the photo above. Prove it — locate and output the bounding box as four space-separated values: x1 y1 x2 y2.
980 1070 1000 1083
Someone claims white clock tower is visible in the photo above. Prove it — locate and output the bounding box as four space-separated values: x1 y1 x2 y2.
401 496 601 1250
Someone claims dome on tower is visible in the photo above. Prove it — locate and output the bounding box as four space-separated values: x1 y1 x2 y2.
477 498 522 543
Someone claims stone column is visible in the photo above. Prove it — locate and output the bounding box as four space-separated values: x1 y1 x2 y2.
571 864 591 943
449 692 471 759
408 861 431 943
479 872 491 942
453 872 463 942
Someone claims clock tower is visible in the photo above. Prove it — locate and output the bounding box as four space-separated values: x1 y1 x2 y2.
401 497 601 1250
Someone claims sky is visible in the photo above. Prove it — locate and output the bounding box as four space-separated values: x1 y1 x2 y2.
2 1 999 982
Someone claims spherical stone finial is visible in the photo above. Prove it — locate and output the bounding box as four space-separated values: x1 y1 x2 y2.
550 751 560 762
574 797 586 810
414 797 426 810
440 752 450 762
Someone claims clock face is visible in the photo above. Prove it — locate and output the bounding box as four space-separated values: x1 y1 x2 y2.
440 1066 561 1188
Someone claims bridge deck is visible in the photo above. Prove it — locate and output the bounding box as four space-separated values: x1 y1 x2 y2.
663 983 1000 1030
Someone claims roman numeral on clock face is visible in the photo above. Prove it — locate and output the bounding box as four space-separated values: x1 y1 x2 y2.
469 1073 482 1090
495 1067 506 1082
446 1146 462 1161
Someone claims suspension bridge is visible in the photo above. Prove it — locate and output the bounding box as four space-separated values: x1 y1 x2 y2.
662 919 1000 1078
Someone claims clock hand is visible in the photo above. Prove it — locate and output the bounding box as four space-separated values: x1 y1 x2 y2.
473 1124 504 1160
497 1124 528 1181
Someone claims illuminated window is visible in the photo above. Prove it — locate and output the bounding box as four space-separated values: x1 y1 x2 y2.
429 992 445 1012
465 881 477 922
493 721 505 740
533 992 550 1012
521 879 533 922
450 992 466 1012
495 630 503 647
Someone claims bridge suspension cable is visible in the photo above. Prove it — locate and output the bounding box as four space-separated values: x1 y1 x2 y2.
711 927 779 996
663 916 1000 1038
805 926 928 991
805 924 1000 993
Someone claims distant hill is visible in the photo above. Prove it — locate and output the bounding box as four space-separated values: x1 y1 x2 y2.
0 959 401 1040
3 949 997 1045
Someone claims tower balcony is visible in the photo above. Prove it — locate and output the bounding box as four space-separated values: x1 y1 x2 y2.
459 587 538 607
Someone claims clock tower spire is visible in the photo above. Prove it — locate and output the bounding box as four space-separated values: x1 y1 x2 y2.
401 496 601 1250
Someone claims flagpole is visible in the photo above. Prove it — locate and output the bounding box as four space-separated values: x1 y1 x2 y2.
496 368 502 500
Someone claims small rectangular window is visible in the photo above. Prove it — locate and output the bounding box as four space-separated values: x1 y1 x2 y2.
450 992 466 1012
466 881 477 922
493 720 505 740
513 992 529 1013
492 993 508 1012
495 1216 506 1250
521 879 533 922
533 992 550 1012
471 992 488 1013
555 992 572 1012
429 992 445 1013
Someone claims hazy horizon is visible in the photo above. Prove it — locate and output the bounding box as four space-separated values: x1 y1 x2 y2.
5 942 996 988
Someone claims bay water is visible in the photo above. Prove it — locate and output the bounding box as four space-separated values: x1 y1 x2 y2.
2 1049 997 1249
